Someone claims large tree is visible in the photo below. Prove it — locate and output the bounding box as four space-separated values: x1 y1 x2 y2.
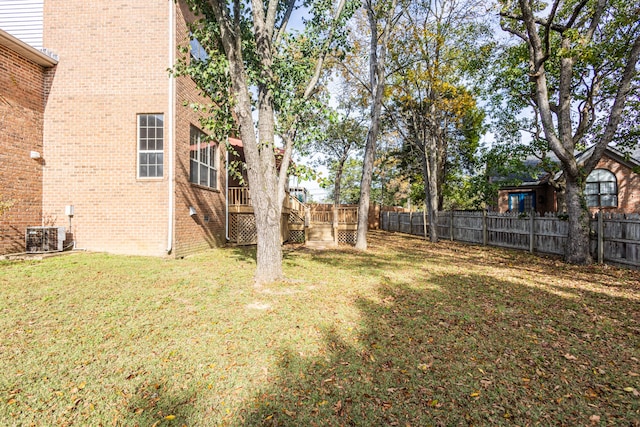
309 100 366 207
180 0 355 284
354 0 402 250
499 0 640 264
319 157 365 204
385 0 488 241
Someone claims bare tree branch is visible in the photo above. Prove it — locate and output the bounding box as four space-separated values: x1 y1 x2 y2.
274 0 298 46
303 0 348 99
585 33 640 172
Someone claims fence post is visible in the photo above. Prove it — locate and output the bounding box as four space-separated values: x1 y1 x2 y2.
409 211 413 235
450 211 454 241
483 209 488 246
529 210 535 253
597 211 604 264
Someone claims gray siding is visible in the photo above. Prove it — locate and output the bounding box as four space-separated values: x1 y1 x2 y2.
0 0 43 48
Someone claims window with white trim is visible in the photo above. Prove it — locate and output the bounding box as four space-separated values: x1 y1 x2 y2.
585 169 617 207
190 126 217 189
138 114 164 178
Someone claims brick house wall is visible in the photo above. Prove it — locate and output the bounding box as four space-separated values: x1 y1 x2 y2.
497 185 557 214
591 154 640 214
0 33 54 254
43 0 171 256
497 152 640 214
172 2 227 258
41 0 228 257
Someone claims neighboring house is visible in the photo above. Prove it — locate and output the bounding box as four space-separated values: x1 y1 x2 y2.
0 29 56 255
498 146 640 214
1 0 230 257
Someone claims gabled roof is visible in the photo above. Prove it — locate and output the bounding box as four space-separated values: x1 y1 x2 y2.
553 145 640 181
578 145 640 170
500 145 640 190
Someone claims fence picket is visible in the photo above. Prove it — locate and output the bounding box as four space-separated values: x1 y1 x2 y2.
379 210 639 269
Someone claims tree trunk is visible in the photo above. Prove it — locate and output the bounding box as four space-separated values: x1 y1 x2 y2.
334 158 345 205
421 149 439 242
355 127 377 250
223 24 284 285
250 90 285 284
563 175 592 265
253 194 284 285
355 0 396 251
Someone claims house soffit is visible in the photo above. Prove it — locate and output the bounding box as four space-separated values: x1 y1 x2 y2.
0 28 57 67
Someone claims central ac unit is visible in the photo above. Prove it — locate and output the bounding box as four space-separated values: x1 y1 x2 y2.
25 227 66 253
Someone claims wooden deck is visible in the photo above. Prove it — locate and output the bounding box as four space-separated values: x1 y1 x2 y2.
227 187 358 245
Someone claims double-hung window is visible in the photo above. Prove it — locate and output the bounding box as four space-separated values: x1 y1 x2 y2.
190 126 217 189
585 169 617 208
138 114 164 178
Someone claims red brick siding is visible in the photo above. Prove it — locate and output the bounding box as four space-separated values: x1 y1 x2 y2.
0 43 46 254
591 155 640 214
173 2 227 257
43 0 171 256
496 153 640 214
497 186 557 214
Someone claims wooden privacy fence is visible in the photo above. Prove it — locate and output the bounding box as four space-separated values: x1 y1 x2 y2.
380 210 640 269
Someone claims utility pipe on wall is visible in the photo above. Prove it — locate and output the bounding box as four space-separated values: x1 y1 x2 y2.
166 0 176 254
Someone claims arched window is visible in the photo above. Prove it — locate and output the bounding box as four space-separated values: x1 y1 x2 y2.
585 169 617 207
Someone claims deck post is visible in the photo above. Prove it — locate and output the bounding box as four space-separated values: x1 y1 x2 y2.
304 209 310 242
333 206 339 245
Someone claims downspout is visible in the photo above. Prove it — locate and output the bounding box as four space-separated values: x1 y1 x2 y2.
166 0 176 254
225 143 230 241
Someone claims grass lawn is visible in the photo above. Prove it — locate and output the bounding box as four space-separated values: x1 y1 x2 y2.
1 230 639 426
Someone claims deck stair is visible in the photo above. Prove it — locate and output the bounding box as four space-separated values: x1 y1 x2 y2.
306 223 337 247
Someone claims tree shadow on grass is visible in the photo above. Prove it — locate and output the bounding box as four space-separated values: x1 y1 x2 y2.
112 374 198 426
229 245 257 263
231 270 640 426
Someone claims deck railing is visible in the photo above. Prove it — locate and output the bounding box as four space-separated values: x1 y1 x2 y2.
308 206 358 224
228 187 251 206
337 207 358 224
228 187 307 216
287 194 306 215
310 211 332 223
228 188 359 225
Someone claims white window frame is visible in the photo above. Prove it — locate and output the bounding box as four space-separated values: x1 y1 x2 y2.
585 168 618 208
190 125 217 189
137 114 164 179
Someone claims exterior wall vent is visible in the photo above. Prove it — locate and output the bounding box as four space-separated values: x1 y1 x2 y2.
25 226 65 253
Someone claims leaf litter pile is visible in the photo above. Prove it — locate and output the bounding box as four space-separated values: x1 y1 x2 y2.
0 230 638 426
